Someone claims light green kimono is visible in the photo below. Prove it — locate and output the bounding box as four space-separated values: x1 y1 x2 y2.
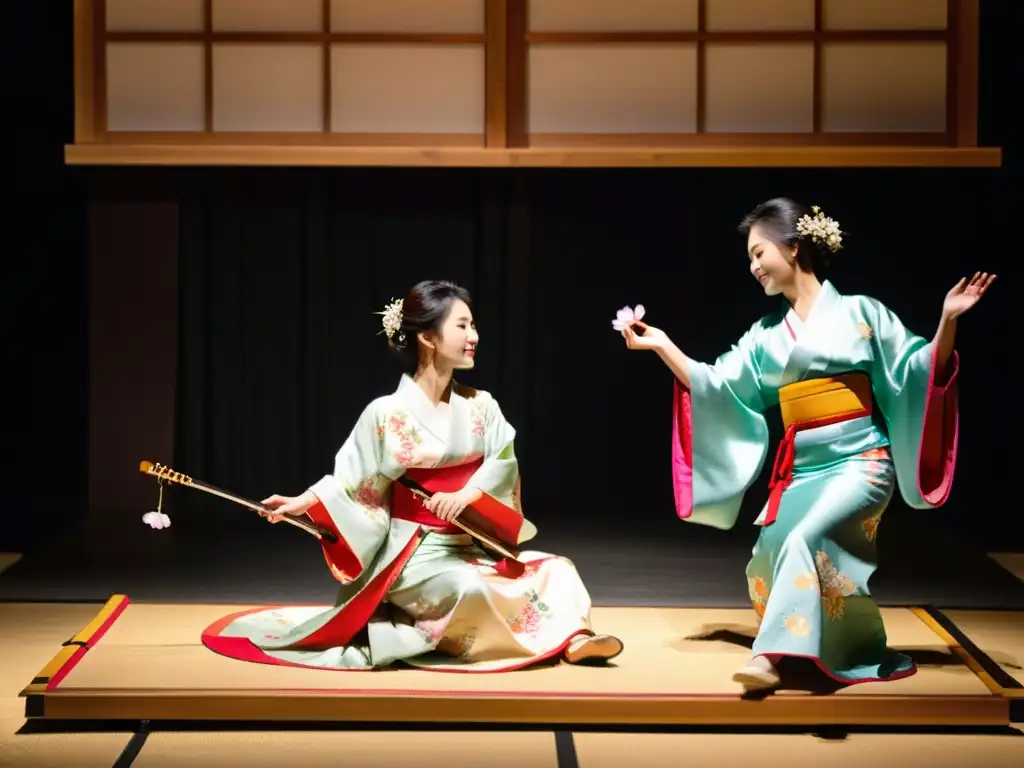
203 375 595 672
671 280 960 684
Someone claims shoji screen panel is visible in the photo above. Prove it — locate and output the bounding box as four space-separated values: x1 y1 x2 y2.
100 0 486 145
525 0 960 146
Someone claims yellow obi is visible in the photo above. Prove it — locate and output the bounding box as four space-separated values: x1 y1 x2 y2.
778 373 872 431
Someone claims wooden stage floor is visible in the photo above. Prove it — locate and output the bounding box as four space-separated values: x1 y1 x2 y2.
15 596 1024 728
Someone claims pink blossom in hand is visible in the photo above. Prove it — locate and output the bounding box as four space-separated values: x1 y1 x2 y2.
142 511 171 530
611 304 645 331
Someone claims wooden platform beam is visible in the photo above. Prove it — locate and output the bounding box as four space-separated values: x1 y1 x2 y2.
64 144 1002 169
25 688 1010 726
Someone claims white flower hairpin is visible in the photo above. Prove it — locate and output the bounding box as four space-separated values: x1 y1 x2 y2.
377 298 405 344
796 205 843 252
612 304 645 331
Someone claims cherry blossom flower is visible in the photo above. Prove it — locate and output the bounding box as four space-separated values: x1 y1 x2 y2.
611 304 645 331
142 511 171 530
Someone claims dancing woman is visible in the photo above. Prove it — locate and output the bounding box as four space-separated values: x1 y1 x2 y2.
618 198 994 690
204 280 623 672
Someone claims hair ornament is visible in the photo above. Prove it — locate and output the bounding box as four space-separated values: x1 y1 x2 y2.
377 298 405 344
797 205 843 252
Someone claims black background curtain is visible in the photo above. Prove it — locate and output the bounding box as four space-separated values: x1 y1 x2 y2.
5 1 1019 555
173 166 1013 545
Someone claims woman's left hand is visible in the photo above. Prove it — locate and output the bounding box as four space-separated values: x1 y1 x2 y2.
943 272 997 319
425 488 481 522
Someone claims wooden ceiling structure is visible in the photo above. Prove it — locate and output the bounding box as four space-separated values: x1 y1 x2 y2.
65 0 999 168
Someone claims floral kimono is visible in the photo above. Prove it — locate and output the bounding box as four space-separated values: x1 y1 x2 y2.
203 375 595 672
672 280 959 684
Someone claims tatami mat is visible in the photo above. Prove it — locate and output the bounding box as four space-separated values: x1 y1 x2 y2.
135 730 558 767
0 729 130 767
572 731 1024 767
0 602 131 767
941 609 1024 687
3 602 1023 765
52 603 990 698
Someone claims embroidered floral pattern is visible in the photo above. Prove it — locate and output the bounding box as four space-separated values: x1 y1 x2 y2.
785 614 811 637
862 511 884 543
794 571 819 592
469 400 486 438
858 447 892 487
859 448 890 461
815 551 856 621
748 576 769 620
386 411 423 466
351 477 388 524
520 559 551 577
415 616 451 645
438 631 477 659
407 595 457 622
507 589 551 634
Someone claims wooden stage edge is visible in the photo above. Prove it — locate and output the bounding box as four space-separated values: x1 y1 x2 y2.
63 143 1004 169
18 596 1022 727
24 690 1010 727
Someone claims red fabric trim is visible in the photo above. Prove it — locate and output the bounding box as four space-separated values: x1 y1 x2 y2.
762 408 870 526
392 463 482 531
305 501 364 583
47 596 131 691
493 558 526 578
671 379 694 520
203 532 421 664
201 556 579 674
761 652 917 687
396 463 525 548
157 685 948 697
294 531 423 650
202 628 590 675
916 348 960 507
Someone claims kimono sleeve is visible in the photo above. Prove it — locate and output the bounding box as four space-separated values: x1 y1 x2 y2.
306 403 392 583
672 325 771 530
464 394 519 508
866 298 959 508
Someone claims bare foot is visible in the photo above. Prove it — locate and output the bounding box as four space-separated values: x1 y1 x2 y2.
564 634 624 664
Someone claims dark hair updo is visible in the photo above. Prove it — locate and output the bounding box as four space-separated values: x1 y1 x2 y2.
385 279 473 369
737 197 842 277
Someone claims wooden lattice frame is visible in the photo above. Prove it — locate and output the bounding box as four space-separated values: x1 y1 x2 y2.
69 0 997 167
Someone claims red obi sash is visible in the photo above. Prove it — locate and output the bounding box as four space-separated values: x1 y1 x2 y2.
391 460 527 550
764 373 872 526
392 460 530 578
390 462 482 533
